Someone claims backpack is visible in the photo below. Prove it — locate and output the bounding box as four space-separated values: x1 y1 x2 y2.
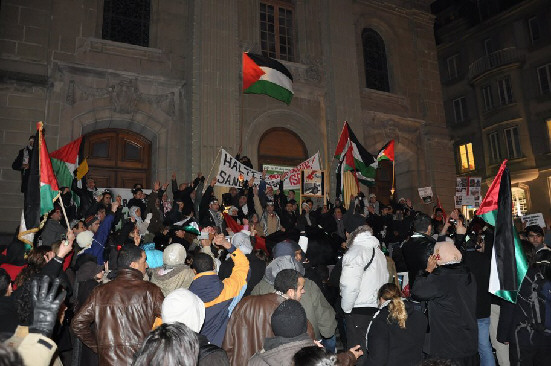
528 274 551 334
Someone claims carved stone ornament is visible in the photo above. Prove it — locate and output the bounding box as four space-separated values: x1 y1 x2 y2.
66 79 176 117
109 79 138 114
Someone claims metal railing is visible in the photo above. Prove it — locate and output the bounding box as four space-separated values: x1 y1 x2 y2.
468 47 524 81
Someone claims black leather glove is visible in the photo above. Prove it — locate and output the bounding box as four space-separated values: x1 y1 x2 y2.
29 276 66 338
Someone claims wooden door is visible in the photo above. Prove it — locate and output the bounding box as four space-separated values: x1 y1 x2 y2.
258 127 308 169
84 129 151 188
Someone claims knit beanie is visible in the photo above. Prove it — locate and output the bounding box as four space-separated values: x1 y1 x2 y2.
163 243 187 267
271 300 307 338
162 288 205 333
76 230 94 249
231 231 253 255
273 241 301 258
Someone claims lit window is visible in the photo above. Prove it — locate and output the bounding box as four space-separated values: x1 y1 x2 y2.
458 143 475 172
488 132 501 163
260 1 294 61
537 64 551 95
453 97 467 123
447 55 458 80
547 118 551 150
511 187 527 217
504 126 521 159
497 77 513 105
482 85 493 112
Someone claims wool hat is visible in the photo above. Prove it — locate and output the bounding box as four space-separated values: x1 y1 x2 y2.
76 230 94 249
162 288 205 333
231 231 253 255
273 241 301 258
142 243 164 269
163 243 187 267
271 300 307 338
434 241 462 265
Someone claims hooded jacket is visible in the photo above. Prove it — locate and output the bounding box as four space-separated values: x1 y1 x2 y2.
151 265 195 296
251 257 337 340
189 246 249 346
340 231 389 313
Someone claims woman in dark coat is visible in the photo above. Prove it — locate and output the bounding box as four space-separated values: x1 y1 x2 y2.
364 283 427 366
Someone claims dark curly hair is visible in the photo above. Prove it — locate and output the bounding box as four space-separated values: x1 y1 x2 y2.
14 246 50 288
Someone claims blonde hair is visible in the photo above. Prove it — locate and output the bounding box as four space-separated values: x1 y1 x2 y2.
378 283 407 329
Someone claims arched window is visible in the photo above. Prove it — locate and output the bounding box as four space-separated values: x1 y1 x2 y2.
362 28 390 92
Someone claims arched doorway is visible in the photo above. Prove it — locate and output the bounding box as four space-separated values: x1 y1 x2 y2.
84 129 151 188
257 127 308 169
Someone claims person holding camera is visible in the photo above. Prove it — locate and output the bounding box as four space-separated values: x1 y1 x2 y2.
463 228 494 366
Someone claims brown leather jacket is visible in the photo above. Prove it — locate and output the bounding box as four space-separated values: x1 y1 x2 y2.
222 293 315 366
71 268 164 366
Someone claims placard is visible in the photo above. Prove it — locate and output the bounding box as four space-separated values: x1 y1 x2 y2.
300 170 325 197
418 187 433 204
520 213 546 228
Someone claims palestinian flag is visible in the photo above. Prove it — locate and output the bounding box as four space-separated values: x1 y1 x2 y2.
50 136 83 188
477 160 528 303
334 122 377 186
377 140 395 162
19 122 60 245
243 52 293 104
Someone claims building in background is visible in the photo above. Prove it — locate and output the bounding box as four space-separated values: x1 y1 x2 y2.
432 0 551 220
0 0 454 233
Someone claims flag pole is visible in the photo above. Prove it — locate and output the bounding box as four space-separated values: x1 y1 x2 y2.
390 160 395 198
56 194 70 229
204 146 223 193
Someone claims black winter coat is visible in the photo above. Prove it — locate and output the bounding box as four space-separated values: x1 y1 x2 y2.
365 300 427 366
401 233 435 290
463 248 492 319
412 263 478 359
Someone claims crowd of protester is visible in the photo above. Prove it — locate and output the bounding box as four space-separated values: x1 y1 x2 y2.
1 152 551 366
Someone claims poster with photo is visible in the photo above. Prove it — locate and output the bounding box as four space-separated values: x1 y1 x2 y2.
454 194 463 208
456 176 482 197
418 187 433 204
456 177 468 195
300 170 325 197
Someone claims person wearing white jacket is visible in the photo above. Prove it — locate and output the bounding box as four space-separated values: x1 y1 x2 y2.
340 225 389 366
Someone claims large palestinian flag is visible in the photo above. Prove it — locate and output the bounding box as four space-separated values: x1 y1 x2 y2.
50 136 83 188
243 52 293 104
19 122 60 245
334 122 378 186
477 160 528 303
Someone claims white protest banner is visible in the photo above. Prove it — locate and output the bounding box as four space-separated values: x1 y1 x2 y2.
520 213 545 228
97 188 152 207
216 149 320 190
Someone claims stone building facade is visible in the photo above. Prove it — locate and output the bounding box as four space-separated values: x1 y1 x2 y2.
0 0 455 233
433 0 551 220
